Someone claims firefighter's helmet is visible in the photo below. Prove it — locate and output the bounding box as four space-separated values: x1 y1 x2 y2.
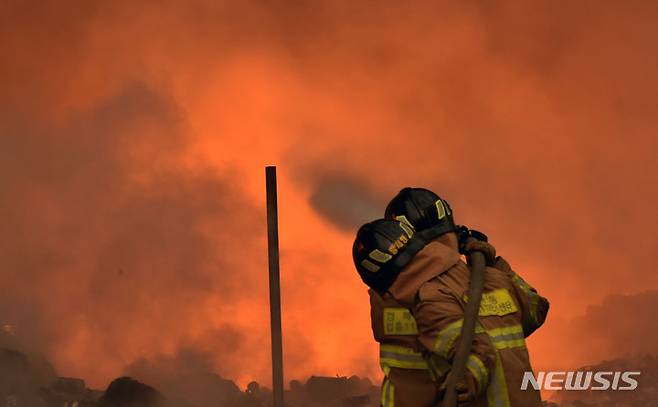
353 219 427 294
384 187 456 241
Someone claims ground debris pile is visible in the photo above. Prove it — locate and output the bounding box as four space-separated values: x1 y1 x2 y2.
5 343 656 407
0 346 378 407
285 375 378 407
97 377 164 407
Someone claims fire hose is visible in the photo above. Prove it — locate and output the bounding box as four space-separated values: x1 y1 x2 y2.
440 237 487 407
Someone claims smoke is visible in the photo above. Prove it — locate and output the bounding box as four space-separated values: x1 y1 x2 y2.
125 348 243 407
534 290 658 371
285 0 658 316
308 175 384 232
1 0 658 394
577 291 658 358
0 83 268 387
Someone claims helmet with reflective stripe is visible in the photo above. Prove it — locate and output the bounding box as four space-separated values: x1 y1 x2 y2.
384 187 456 241
353 219 428 294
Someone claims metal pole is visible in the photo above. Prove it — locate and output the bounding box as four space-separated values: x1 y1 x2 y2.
266 166 284 407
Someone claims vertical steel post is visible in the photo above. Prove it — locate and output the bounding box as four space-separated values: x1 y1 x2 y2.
266 166 284 407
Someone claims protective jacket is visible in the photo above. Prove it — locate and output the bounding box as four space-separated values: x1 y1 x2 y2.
388 239 549 407
370 289 438 407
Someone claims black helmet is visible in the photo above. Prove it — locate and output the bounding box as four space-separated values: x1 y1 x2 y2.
353 219 428 294
384 187 456 241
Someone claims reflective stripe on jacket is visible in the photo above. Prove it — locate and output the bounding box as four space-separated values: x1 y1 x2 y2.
370 290 438 407
380 344 429 374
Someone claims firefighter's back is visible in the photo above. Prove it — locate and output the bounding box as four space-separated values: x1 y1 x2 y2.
369 290 438 407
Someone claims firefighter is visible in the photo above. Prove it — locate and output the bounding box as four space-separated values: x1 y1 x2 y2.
369 288 438 407
356 220 438 407
384 188 549 340
353 188 549 407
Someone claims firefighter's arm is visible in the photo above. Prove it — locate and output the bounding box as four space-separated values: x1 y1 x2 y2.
494 256 550 337
414 281 495 397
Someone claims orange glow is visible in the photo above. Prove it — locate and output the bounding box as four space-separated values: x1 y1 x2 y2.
1 0 657 392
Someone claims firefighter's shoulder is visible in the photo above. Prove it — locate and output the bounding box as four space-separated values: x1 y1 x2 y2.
416 278 453 303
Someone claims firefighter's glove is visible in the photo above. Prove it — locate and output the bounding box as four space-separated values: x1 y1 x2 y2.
493 256 512 273
438 371 482 404
455 370 481 404
463 240 496 267
456 226 488 254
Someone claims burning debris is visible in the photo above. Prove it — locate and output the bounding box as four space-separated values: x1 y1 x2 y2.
40 378 101 407
98 377 164 407
0 344 378 407
286 376 377 407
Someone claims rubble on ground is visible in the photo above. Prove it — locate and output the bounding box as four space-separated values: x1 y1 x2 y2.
0 346 378 407
2 343 656 407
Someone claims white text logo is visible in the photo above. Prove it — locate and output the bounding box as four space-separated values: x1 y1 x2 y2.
521 371 640 391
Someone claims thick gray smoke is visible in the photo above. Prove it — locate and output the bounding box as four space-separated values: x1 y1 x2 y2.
308 176 384 232
0 83 266 387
